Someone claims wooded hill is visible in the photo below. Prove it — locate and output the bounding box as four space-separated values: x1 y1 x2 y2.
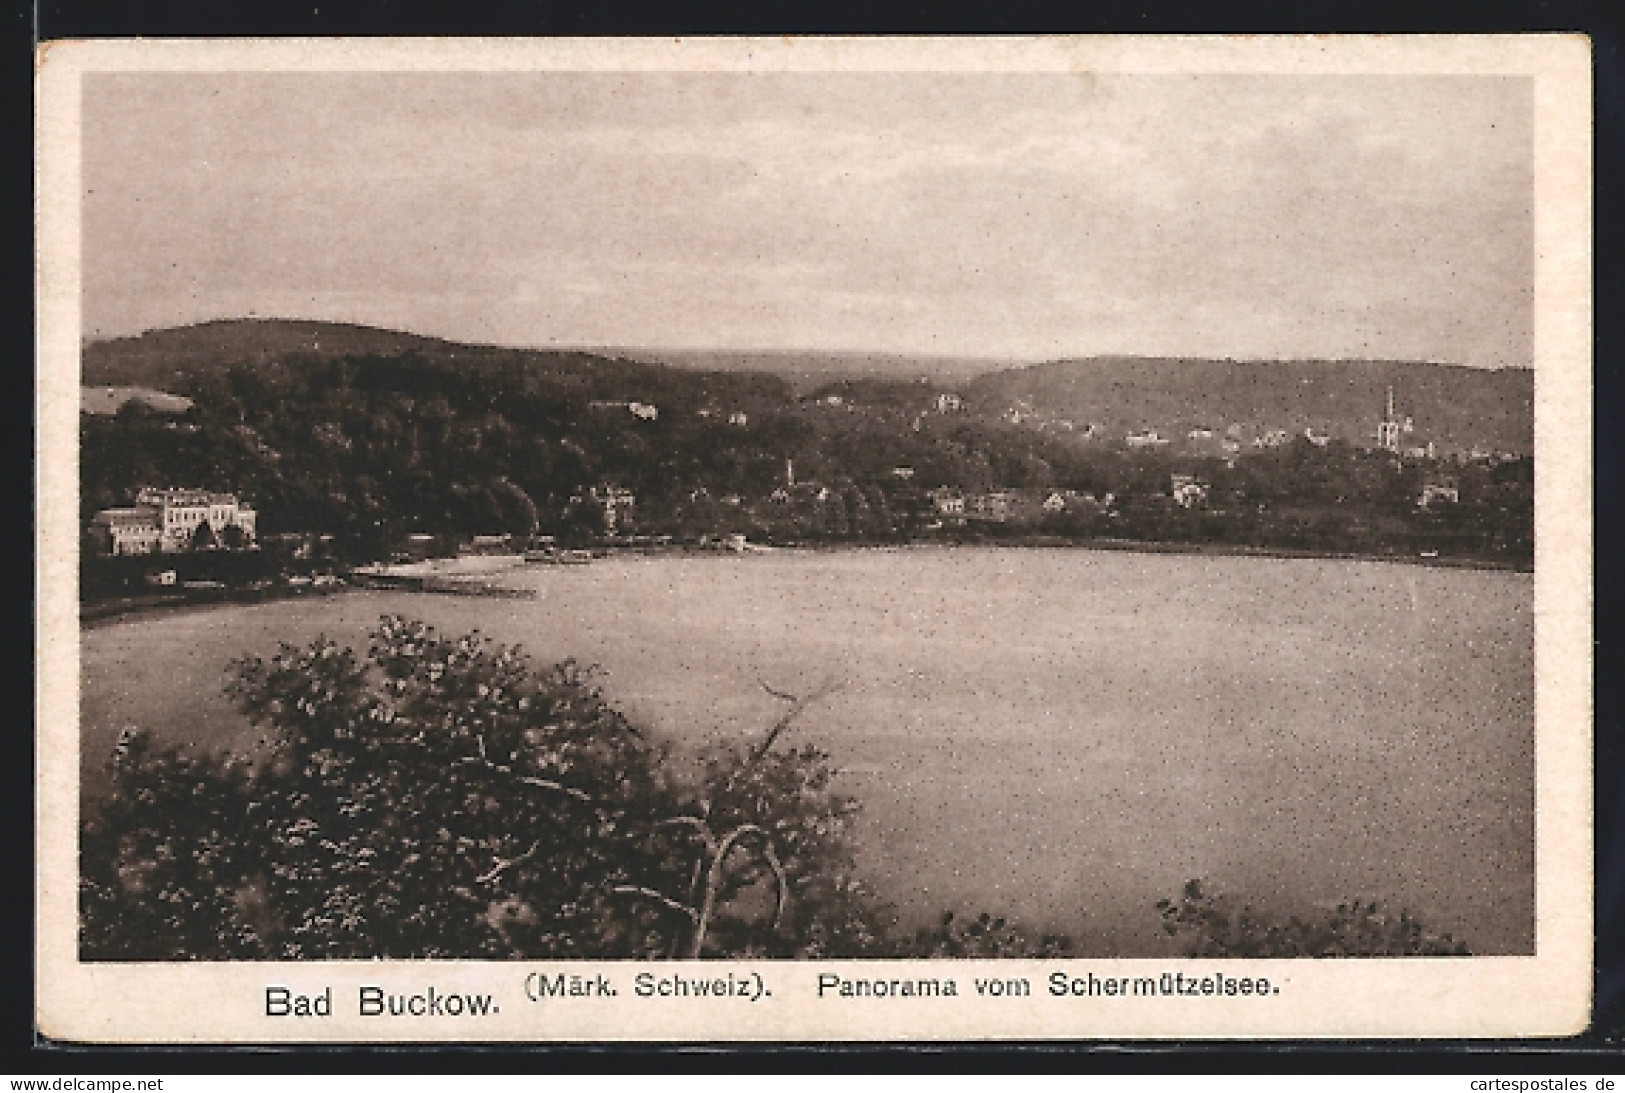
85 321 1533 457
83 319 791 415
601 347 1016 394
966 357 1533 456
84 320 460 388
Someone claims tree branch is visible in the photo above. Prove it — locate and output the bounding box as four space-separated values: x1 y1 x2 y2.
656 814 718 852
750 679 841 763
690 822 787 957
516 775 593 803
609 885 700 924
759 683 800 704
475 840 539 885
452 755 595 803
756 833 791 933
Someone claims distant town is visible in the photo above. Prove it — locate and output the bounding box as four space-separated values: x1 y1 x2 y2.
79 322 1534 615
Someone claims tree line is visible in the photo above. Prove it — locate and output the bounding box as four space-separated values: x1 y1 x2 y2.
80 352 1532 565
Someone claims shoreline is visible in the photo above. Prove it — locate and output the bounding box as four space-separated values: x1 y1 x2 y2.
989 535 1531 572
665 535 1531 573
79 584 356 630
78 537 1529 630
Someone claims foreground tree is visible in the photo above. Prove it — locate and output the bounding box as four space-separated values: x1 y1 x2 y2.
81 616 890 960
79 616 1471 961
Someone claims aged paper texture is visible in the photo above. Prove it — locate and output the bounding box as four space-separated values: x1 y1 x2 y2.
37 35 1592 1042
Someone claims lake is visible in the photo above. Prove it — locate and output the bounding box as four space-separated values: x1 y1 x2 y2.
80 547 1534 955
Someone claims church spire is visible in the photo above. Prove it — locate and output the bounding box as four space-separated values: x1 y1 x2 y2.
1378 386 1402 452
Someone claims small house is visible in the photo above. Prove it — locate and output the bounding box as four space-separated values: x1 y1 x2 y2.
1418 480 1460 508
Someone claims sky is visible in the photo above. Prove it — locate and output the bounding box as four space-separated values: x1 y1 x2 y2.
81 72 1534 367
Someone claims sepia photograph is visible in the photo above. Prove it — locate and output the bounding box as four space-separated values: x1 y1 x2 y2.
35 36 1592 1041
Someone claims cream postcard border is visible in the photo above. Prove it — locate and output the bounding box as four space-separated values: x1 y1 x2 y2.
35 34 1594 1042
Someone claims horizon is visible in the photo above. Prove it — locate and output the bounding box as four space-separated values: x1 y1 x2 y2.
83 314 1534 373
82 72 1533 370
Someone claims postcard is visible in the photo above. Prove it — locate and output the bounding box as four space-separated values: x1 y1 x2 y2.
36 34 1593 1042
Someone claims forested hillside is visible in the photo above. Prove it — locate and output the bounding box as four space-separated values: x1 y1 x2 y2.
967 357 1533 455
79 322 1535 567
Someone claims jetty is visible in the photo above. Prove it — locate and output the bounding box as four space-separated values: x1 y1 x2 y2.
349 557 536 598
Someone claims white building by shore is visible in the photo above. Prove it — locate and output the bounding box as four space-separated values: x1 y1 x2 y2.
89 488 257 556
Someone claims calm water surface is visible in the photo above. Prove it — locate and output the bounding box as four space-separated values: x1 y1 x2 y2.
81 548 1534 955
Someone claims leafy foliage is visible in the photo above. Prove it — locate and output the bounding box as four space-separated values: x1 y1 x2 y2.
79 732 273 960
889 912 1073 958
79 617 908 960
1156 879 1470 957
